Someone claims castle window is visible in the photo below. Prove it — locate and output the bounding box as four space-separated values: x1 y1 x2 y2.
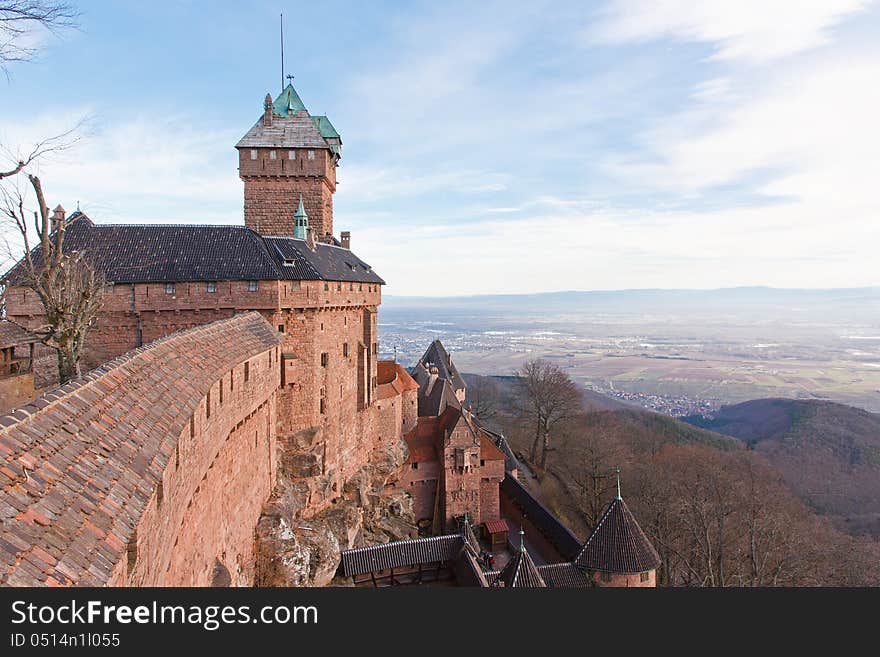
244 361 250 382
337 283 342 291
206 281 217 293
324 283 329 291
206 390 211 419
165 283 175 294
247 281 258 292
288 150 296 160
269 150 277 160
411 463 418 470
190 416 195 438
321 352 328 367
640 571 650 582
480 459 485 467
156 481 164 509
250 149 258 160
307 150 315 160
278 324 284 333
320 398 326 414
343 343 349 357
601 572 612 583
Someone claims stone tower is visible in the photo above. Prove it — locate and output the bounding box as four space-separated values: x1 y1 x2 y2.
236 84 342 240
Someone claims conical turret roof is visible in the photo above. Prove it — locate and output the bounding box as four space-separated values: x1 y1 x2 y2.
494 534 546 588
575 496 661 574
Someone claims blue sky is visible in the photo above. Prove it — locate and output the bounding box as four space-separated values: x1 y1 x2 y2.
1 0 879 295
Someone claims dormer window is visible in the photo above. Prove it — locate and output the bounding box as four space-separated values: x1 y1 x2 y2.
283 258 295 267
307 150 315 160
288 150 296 160
269 150 277 160
165 283 175 294
250 149 258 160
247 281 258 292
206 282 217 293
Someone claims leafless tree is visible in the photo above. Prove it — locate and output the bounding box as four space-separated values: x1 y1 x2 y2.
2 175 104 383
466 375 501 421
0 0 78 75
514 359 582 468
560 416 625 531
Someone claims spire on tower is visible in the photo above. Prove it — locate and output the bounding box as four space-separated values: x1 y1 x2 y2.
293 194 309 240
616 467 622 500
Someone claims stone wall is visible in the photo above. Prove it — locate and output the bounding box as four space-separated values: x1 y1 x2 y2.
588 570 656 587
239 146 336 238
0 371 34 415
0 313 283 586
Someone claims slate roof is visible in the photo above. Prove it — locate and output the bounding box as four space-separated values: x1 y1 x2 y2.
340 534 465 577
416 340 466 393
1 213 384 286
0 313 283 586
537 563 591 588
500 475 582 561
236 84 341 156
492 541 546 588
0 321 39 348
575 497 661 574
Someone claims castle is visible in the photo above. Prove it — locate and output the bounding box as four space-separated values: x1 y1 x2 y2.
0 81 659 587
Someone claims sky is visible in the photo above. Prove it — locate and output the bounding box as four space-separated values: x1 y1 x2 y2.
1 0 878 296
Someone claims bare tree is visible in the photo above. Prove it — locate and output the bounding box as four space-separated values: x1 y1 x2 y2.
514 359 582 468
2 176 103 383
466 375 501 421
560 415 625 531
0 1 78 75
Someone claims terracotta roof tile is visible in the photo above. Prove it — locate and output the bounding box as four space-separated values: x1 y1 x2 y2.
0 312 282 586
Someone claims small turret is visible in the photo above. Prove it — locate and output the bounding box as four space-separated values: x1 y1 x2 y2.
263 93 273 126
51 205 66 233
294 195 309 240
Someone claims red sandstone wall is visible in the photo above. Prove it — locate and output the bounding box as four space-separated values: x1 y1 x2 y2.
440 422 482 530
589 570 656 587
4 276 397 526
110 346 280 586
399 458 440 523
239 146 336 238
0 371 35 414
479 458 504 524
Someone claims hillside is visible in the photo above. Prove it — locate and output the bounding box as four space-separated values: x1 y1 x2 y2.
683 399 880 537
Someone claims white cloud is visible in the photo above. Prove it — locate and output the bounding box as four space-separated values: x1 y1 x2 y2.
589 0 870 63
0 109 241 224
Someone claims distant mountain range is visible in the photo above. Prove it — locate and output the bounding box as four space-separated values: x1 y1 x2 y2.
683 399 880 537
385 286 880 317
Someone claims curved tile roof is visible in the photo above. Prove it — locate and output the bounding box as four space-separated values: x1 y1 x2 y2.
0 313 283 586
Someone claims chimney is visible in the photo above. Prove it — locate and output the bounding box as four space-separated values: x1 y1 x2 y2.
341 231 351 250
263 93 273 126
51 205 66 233
426 365 439 396
305 226 317 251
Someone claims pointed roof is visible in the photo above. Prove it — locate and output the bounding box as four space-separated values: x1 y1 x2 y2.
493 536 546 588
575 497 661 574
414 339 466 393
272 83 307 116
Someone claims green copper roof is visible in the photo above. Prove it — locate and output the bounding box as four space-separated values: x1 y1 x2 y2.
294 194 308 239
312 115 340 140
273 84 307 116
